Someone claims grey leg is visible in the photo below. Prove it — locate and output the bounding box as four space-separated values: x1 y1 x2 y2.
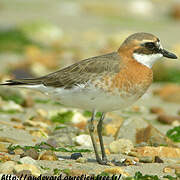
97 112 107 163
88 110 107 165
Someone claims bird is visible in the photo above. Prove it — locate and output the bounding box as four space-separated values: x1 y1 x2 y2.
0 32 177 165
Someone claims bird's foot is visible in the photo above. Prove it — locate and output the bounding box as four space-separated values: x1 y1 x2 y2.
97 157 109 165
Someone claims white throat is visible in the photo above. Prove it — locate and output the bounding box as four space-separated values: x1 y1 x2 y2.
133 53 163 68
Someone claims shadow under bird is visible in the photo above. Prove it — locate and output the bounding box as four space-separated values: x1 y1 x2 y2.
0 32 178 165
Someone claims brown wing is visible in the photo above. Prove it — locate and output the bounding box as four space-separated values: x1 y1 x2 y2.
42 52 121 88
3 52 121 88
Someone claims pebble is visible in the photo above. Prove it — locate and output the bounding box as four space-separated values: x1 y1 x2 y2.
171 3 180 20
70 169 87 176
154 84 180 103
22 97 34 107
73 134 92 147
14 164 41 177
75 157 87 163
15 170 32 178
22 148 39 160
154 156 164 163
19 156 37 165
139 156 153 163
71 111 87 124
150 107 164 114
38 150 58 161
8 150 15 155
70 153 83 160
0 161 16 174
132 146 180 158
157 114 180 124
121 158 137 166
109 138 134 154
11 117 21 122
103 167 129 176
2 101 23 112
14 148 24 155
46 138 58 148
163 167 174 173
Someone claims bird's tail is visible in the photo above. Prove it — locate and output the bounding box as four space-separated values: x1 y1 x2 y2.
0 78 43 86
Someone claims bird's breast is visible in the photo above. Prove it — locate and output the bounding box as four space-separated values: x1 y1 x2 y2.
95 61 153 99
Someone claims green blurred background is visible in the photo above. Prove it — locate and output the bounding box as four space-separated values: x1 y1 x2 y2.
0 0 180 82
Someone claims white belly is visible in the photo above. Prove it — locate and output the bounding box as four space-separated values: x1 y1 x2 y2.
25 84 142 112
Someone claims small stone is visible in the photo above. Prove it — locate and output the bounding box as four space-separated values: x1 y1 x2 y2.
8 150 15 155
154 84 180 103
20 156 37 165
22 97 34 107
104 113 123 137
2 101 23 112
0 161 16 174
132 106 140 112
14 164 41 177
132 146 180 158
46 138 58 148
75 157 87 163
70 169 87 176
150 107 164 114
11 117 21 122
14 148 24 155
157 114 180 124
105 148 111 155
172 120 180 127
74 121 87 130
135 125 175 147
103 167 129 176
154 156 164 163
109 138 134 154
24 120 48 128
163 167 174 173
23 149 39 160
73 134 92 147
133 157 139 162
38 150 58 161
122 158 136 166
105 124 120 137
15 170 32 179
13 124 25 130
139 156 153 163
70 153 83 160
71 112 87 124
171 3 180 20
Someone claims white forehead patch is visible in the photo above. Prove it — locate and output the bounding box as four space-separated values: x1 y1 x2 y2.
156 41 163 49
133 53 163 68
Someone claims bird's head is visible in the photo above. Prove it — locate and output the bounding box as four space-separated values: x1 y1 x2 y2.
119 32 177 68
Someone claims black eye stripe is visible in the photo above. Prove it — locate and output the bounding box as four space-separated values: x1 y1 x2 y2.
145 42 155 49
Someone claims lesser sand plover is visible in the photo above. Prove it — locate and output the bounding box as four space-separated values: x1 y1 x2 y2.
1 32 177 165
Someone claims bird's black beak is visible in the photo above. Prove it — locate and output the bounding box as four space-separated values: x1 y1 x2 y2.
160 49 177 59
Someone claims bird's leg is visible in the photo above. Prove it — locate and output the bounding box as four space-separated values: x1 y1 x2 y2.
97 112 107 163
88 110 106 164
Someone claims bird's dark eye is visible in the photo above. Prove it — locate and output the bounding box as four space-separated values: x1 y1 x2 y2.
145 42 155 49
